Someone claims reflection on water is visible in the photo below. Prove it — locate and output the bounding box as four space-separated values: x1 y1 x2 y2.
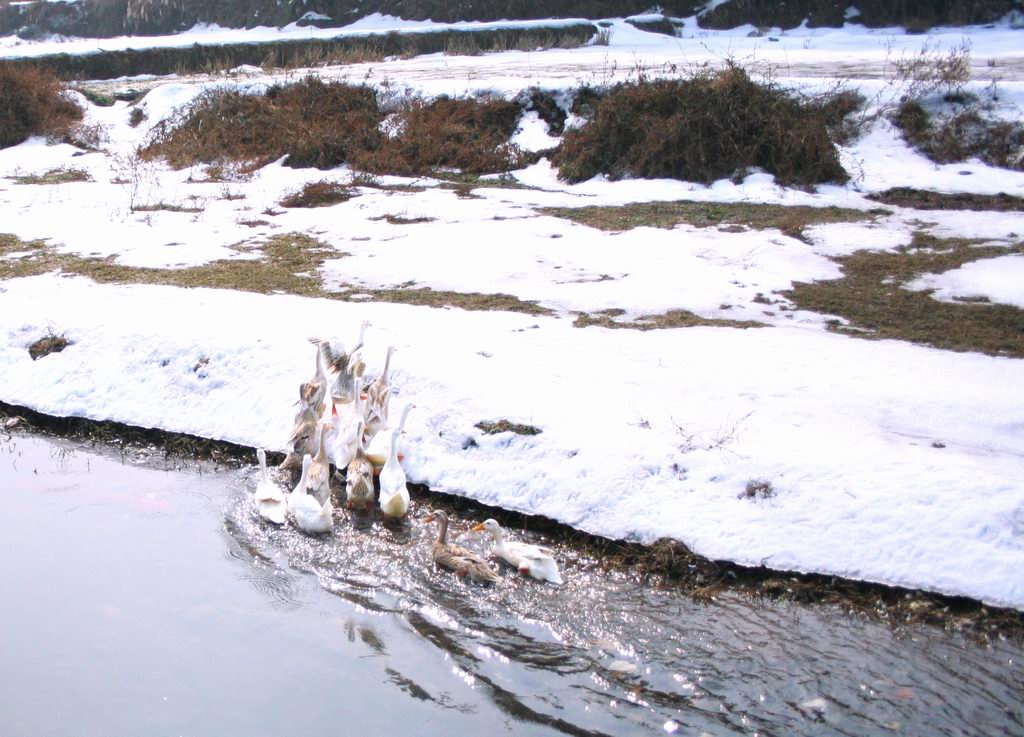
2 432 1022 737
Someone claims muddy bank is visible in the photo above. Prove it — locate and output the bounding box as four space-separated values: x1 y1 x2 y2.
3 399 1021 642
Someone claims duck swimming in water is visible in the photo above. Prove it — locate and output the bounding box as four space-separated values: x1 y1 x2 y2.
471 518 562 584
288 454 333 535
253 448 286 525
425 511 499 583
378 427 410 519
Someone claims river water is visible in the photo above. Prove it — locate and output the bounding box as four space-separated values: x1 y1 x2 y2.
1 432 1021 737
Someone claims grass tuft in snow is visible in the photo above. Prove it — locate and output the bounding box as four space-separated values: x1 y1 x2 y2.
27 330 70 361
369 214 436 225
739 478 777 501
279 180 355 208
787 232 1024 357
475 419 542 436
10 167 92 185
543 201 883 242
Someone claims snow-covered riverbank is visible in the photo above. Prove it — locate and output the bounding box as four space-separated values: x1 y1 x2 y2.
2 14 1023 609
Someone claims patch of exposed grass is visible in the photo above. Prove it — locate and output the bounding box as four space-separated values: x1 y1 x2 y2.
786 232 1024 357
542 201 884 241
10 166 91 185
27 330 69 360
132 201 203 213
475 419 542 436
279 180 355 208
574 308 764 331
369 214 436 225
553 66 850 187
867 187 1024 212
353 286 549 315
0 232 549 316
71 86 114 107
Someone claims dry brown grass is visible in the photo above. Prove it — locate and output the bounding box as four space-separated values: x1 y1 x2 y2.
0 64 82 149
0 232 549 316
553 66 849 187
279 180 355 208
542 200 883 242
27 331 70 360
474 419 542 435
141 77 384 171
892 99 1024 171
786 232 1024 357
10 166 91 185
351 95 526 176
573 308 764 331
369 214 436 225
868 187 1024 212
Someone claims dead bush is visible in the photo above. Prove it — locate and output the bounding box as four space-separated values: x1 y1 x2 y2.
552 66 849 187
279 180 354 208
141 77 384 170
350 95 527 176
0 64 83 149
739 479 776 500
28 331 70 360
892 99 1024 171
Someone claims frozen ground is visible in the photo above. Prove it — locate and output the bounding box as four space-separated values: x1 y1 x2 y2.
1 15 1023 609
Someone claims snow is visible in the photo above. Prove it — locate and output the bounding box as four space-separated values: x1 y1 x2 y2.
907 254 1024 308
1 15 1024 610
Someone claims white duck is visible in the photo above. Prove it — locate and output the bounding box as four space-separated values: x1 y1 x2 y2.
470 519 563 584
307 423 333 506
286 453 312 516
288 454 333 534
345 420 375 511
331 372 366 470
300 342 328 415
253 448 286 525
366 402 414 469
378 427 410 519
364 345 395 440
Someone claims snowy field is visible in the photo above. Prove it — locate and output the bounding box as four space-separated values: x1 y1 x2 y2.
2 14 1024 609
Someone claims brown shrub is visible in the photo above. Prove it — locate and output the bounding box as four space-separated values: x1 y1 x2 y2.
552 66 849 187
0 64 83 149
140 77 384 170
892 99 1024 171
279 180 354 208
350 95 527 176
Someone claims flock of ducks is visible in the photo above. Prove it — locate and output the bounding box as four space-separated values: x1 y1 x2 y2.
251 322 563 585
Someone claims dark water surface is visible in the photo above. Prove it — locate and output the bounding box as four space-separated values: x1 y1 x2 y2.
1 433 1021 737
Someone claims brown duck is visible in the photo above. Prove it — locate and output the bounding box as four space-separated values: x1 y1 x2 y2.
425 511 499 583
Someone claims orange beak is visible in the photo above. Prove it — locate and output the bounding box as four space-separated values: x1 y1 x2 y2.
470 522 486 532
